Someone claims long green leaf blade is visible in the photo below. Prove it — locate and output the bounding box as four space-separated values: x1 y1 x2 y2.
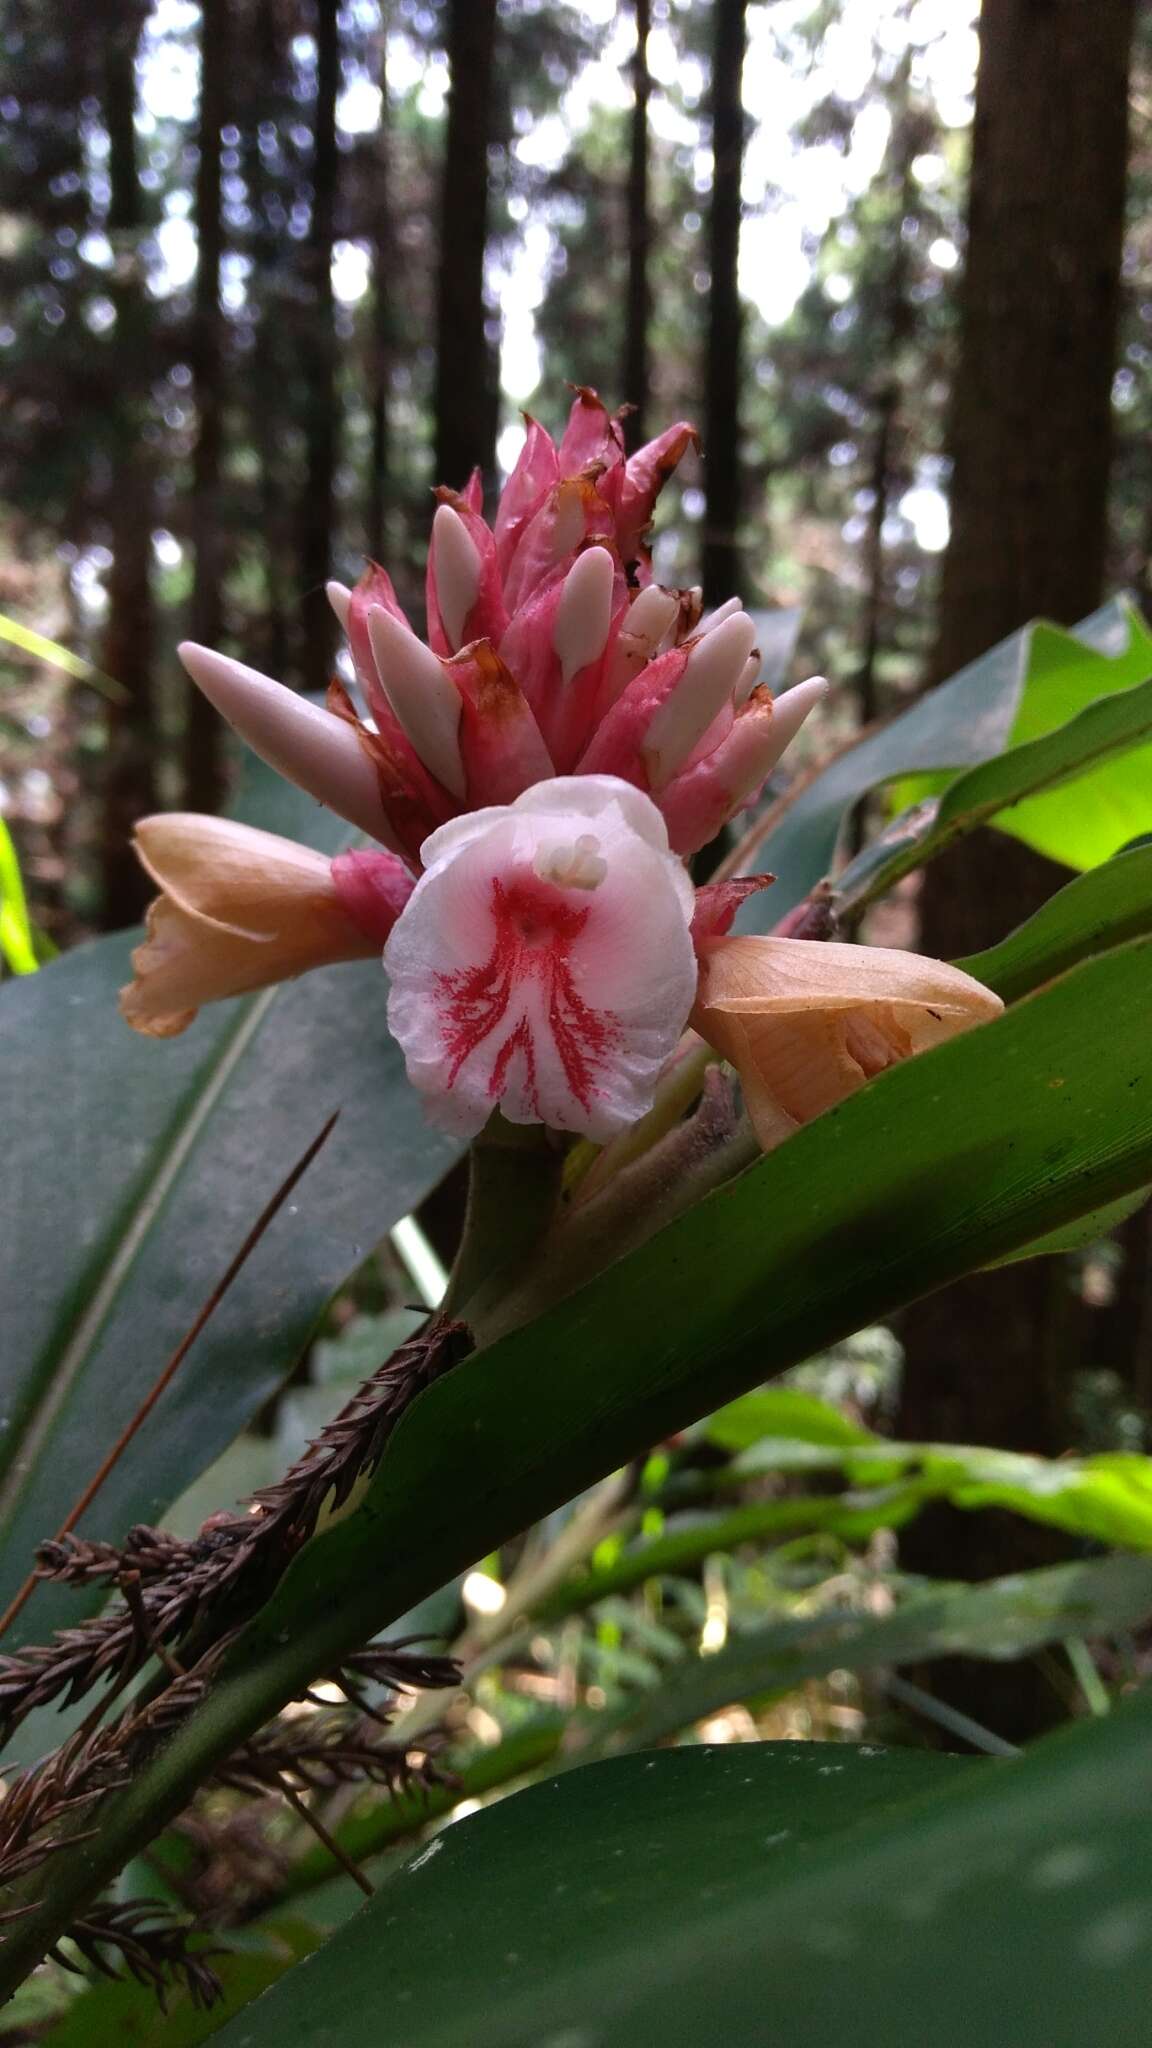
212 1683 1152 2048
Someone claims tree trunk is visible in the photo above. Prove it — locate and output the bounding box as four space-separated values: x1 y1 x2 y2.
853 53 917 733
241 0 292 683
184 0 229 810
297 0 341 693
854 388 896 734
622 0 652 451
433 0 499 495
366 26 394 562
98 0 158 930
898 0 1135 1742
702 0 747 610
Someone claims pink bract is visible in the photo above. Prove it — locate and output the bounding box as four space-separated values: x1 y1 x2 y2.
178 387 826 873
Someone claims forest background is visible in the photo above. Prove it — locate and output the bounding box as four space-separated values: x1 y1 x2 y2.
2 0 1151 1819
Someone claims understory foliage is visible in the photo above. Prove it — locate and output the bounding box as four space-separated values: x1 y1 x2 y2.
1 583 1152 2042
3 1 1152 2041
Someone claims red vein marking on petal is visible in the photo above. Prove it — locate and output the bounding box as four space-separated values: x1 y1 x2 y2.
435 877 621 1113
488 1012 541 1119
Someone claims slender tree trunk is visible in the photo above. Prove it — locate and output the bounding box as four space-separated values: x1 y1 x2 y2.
366 24 394 562
853 55 916 732
433 0 498 495
297 0 341 693
98 0 158 929
242 0 292 682
622 0 652 451
184 0 229 810
854 388 896 732
702 0 747 609
898 0 1135 1742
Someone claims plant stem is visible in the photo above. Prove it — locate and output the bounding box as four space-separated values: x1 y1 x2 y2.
443 1116 566 1320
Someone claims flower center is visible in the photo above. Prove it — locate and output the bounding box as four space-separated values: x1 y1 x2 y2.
533 832 607 893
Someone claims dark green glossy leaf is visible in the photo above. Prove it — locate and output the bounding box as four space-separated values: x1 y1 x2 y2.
213 1743 975 2048
11 939 1152 1977
214 1684 1152 2048
225 936 1152 1704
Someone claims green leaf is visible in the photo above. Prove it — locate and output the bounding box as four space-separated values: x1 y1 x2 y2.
957 841 1152 1001
918 1446 1152 1549
211 1682 1152 2048
12 937 1152 1971
0 608 128 703
705 1386 874 1453
596 1555 1152 1751
0 772 459 1666
834 667 1152 917
220 935 1152 1712
214 1744 975 2048
742 596 1152 927
986 1187 1150 1265
716 1418 1152 1552
0 817 39 976
912 609 1152 871
543 1494 930 1621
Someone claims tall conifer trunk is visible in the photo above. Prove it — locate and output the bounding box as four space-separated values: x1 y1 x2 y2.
184 0 229 810
98 0 158 929
297 0 341 693
242 0 292 682
433 0 498 495
898 0 1135 1740
702 0 747 609
853 54 917 731
622 0 652 451
366 25 394 562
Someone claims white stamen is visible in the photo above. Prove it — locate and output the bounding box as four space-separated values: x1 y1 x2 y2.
729 677 830 804
696 595 743 638
733 651 761 706
367 607 466 799
764 676 828 758
176 642 394 845
326 580 352 632
601 584 680 708
533 831 607 891
642 612 758 790
553 546 615 684
431 503 482 652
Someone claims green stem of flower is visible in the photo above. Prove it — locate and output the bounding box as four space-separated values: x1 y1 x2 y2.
442 1115 567 1322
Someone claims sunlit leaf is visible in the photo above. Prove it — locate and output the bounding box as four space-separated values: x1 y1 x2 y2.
833 668 1152 917
740 596 1152 927
0 609 127 703
0 818 39 976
